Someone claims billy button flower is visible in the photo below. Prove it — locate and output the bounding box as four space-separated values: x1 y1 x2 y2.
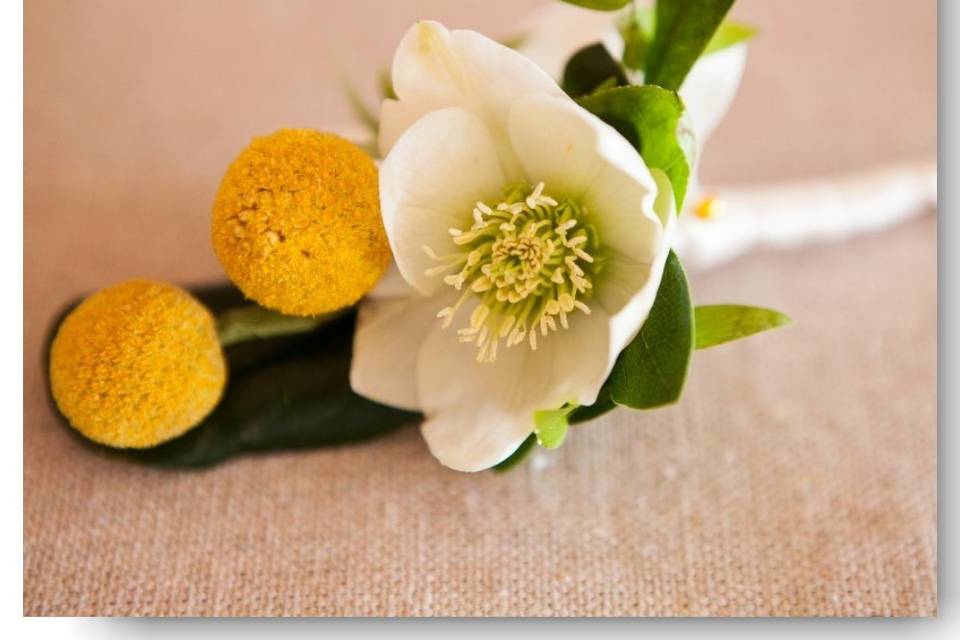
49 279 227 448
212 129 391 316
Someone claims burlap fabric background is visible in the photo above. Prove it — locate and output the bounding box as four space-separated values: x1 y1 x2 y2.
24 0 937 616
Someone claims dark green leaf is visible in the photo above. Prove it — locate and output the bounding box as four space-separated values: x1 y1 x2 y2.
619 6 753 71
560 0 632 10
567 387 616 424
493 434 536 472
43 283 421 469
644 0 735 90
562 43 628 98
578 84 690 209
694 304 791 349
606 251 695 409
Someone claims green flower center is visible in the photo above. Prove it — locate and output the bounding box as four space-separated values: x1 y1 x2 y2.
424 182 602 363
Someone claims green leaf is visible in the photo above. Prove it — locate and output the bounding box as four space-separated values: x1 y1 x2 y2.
560 0 632 10
339 74 380 135
493 434 536 473
562 42 629 98
578 84 690 209
217 304 335 347
534 408 571 449
43 283 421 469
703 20 758 55
620 7 656 70
606 251 695 409
694 304 791 349
619 6 753 71
568 387 615 424
378 68 397 101
644 0 735 91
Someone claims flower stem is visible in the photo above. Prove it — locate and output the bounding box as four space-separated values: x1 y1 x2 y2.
216 304 339 347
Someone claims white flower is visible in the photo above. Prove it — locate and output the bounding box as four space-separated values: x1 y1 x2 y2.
350 21 676 472
514 2 747 199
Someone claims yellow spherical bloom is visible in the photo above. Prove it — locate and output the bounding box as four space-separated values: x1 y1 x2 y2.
212 129 390 316
49 279 227 448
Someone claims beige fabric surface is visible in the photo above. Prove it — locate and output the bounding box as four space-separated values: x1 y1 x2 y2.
24 0 937 616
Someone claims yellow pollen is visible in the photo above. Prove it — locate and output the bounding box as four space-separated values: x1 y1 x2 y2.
694 194 727 220
212 129 391 316
424 182 601 363
49 279 227 449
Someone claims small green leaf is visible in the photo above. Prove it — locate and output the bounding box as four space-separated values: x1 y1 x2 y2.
378 68 397 101
694 304 791 350
493 434 536 473
578 84 691 209
339 74 380 135
562 42 628 98
607 251 695 409
644 0 735 91
703 20 758 55
560 0 632 11
619 7 655 70
534 408 571 449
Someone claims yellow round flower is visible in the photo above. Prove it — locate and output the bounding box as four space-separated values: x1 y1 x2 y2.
212 129 390 316
49 279 227 448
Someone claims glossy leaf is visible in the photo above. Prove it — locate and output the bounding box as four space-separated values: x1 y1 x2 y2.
620 7 754 70
606 251 695 409
644 0 735 91
562 42 628 98
578 84 691 209
694 304 791 350
567 388 615 424
43 283 421 469
534 408 570 449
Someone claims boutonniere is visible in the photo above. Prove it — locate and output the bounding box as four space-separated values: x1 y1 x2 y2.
45 0 788 472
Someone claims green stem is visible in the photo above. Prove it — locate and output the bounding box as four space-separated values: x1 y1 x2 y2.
216 305 339 347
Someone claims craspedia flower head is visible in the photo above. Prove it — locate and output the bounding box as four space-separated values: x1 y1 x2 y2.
49 279 227 448
211 129 390 316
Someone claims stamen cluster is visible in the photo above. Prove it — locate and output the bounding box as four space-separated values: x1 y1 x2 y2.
424 182 600 362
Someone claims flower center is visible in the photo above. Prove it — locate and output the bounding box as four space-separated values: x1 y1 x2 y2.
423 182 601 363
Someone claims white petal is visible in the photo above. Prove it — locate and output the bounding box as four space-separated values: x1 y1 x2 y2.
378 98 432 162
507 92 664 266
679 43 748 146
379 20 563 169
350 288 453 412
601 169 679 360
366 262 412 300
416 305 612 471
379 107 505 296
